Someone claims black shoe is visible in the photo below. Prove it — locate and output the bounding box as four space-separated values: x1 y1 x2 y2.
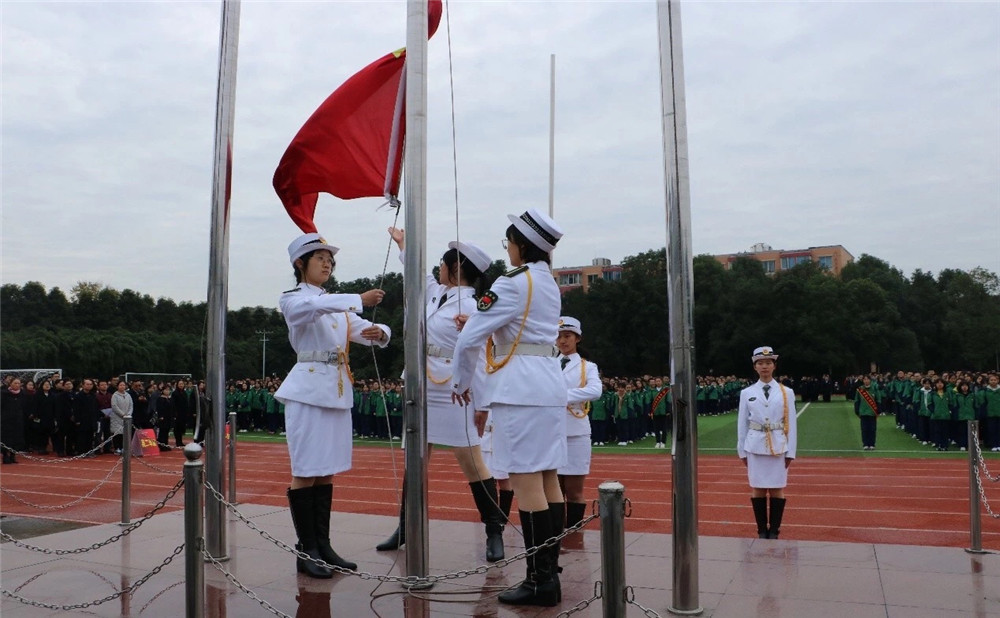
375 527 404 551
295 544 333 579
486 532 504 563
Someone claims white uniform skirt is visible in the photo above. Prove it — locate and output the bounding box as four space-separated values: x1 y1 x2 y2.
481 425 508 480
557 434 591 476
746 452 788 489
285 401 352 478
427 388 480 448
492 403 566 474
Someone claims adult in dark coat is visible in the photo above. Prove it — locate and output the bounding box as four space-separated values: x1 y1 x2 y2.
156 385 174 452
56 380 76 456
129 381 151 429
32 380 59 454
72 379 100 456
170 380 191 447
1 378 28 463
820 375 833 402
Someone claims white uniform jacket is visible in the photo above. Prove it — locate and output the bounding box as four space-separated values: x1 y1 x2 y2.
400 254 487 407
274 283 391 409
737 380 797 459
452 261 566 409
560 353 601 437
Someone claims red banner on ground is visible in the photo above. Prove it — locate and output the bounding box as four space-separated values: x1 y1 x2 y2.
131 428 160 457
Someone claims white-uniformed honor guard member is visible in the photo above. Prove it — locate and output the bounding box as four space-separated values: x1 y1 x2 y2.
555 316 601 546
275 232 391 578
451 208 567 607
736 346 797 539
375 228 507 562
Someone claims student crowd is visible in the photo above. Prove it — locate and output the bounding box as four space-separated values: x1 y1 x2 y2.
3 369 998 464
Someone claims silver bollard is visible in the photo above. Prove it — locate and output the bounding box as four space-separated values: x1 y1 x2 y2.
121 415 132 526
228 411 237 504
599 481 627 617
184 443 205 618
967 421 985 554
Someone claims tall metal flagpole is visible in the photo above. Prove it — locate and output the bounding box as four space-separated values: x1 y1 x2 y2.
205 0 241 560
548 53 556 220
657 1 702 614
402 0 431 588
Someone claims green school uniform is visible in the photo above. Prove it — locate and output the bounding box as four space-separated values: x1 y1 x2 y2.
652 387 670 417
590 390 608 422
854 386 879 417
929 391 951 421
977 387 1000 418
952 391 976 421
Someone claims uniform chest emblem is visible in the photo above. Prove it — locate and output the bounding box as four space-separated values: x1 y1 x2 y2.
477 291 498 311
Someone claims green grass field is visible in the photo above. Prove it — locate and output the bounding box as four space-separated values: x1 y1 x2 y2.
234 401 999 460
698 400 999 459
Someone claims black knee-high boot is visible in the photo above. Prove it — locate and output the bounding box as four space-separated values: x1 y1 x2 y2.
499 488 514 524
768 497 786 539
287 487 332 578
562 500 587 549
312 484 357 570
498 510 559 607
547 501 565 602
751 497 769 538
565 502 587 532
376 479 406 551
469 478 505 562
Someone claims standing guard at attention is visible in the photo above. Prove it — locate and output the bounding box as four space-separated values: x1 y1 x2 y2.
737 346 797 539
275 232 391 578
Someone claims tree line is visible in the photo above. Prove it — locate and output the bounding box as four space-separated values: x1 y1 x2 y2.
2 253 997 381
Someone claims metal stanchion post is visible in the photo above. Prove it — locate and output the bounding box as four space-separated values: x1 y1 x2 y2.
967 420 985 554
184 443 205 618
121 415 132 526
228 411 237 504
599 481 626 617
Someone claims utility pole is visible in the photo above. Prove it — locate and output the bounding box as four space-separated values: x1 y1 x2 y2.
256 330 269 379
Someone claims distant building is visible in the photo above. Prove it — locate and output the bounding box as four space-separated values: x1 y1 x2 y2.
552 257 623 294
713 243 854 276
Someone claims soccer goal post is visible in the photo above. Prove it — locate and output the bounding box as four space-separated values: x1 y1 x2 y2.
123 372 194 386
0 368 64 384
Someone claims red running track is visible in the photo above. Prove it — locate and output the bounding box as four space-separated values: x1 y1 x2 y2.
2 444 997 550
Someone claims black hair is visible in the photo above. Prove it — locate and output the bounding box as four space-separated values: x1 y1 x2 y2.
505 224 551 265
440 248 487 296
293 249 336 283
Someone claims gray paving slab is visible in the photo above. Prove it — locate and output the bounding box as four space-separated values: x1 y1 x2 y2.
2 505 998 617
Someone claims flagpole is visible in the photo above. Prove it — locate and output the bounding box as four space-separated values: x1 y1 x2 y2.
548 53 555 220
402 0 431 589
657 0 702 614
204 0 241 561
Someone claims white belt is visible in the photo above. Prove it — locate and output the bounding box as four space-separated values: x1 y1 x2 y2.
297 351 342 364
427 344 454 359
749 421 784 432
493 343 559 358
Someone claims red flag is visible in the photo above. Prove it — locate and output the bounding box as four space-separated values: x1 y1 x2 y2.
274 1 442 233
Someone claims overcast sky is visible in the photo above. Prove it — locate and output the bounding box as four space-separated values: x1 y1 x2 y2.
3 1 998 309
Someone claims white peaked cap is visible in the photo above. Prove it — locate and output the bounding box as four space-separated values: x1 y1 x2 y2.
287 233 339 265
507 208 563 253
447 240 492 273
558 316 582 336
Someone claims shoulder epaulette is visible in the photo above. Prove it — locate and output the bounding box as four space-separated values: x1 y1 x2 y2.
503 265 528 278
282 287 302 294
